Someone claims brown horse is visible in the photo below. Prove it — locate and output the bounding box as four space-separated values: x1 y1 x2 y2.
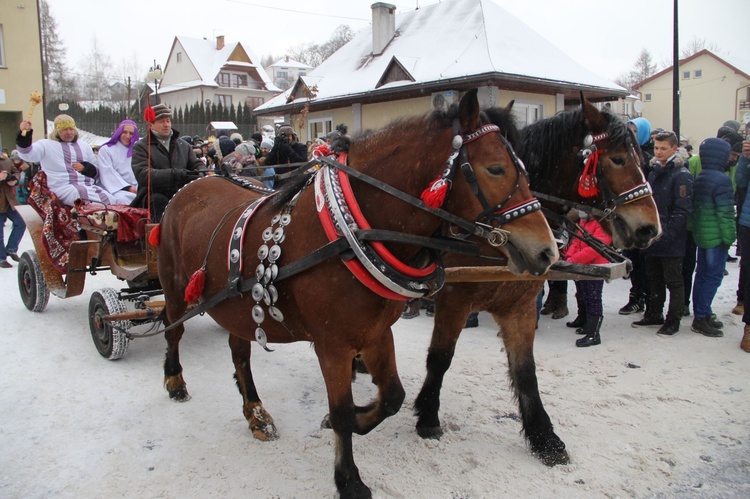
412 98 661 466
155 89 558 498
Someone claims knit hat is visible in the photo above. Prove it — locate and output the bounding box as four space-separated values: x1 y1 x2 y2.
50 114 78 141
230 132 243 145
10 150 20 161
722 120 741 133
150 103 172 122
235 142 255 157
219 137 236 157
627 117 651 146
260 139 273 150
699 138 731 170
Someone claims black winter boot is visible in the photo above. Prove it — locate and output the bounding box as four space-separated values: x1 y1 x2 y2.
540 289 557 315
566 294 586 328
575 315 602 347
656 315 680 336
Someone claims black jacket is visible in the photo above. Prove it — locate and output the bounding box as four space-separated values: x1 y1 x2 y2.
131 128 203 206
265 136 308 166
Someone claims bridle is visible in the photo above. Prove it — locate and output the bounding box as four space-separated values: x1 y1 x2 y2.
533 126 652 221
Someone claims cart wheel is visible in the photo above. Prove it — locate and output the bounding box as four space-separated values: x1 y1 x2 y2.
18 250 50 312
89 288 130 360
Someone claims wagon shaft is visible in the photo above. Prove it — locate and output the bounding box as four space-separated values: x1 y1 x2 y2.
444 260 629 283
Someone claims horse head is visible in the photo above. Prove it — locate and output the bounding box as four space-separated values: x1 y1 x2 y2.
521 96 661 250
578 96 661 249
442 89 558 276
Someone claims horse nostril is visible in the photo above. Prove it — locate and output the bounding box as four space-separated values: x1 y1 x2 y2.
636 224 659 242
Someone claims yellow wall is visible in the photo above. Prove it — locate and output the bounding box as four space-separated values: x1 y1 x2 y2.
0 0 45 150
637 54 750 145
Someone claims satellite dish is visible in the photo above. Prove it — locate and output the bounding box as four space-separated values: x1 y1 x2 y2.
205 99 212 106
633 100 644 113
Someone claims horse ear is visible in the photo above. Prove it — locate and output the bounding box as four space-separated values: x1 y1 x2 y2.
580 92 606 132
504 99 515 113
458 88 481 133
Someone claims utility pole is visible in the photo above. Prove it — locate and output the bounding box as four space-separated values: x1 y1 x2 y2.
126 76 131 120
672 0 680 140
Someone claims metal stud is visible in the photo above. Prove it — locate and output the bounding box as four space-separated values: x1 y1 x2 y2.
279 214 291 226
268 244 282 262
252 305 265 323
263 266 272 283
257 245 269 260
267 284 278 304
230 249 240 263
268 306 284 322
271 214 281 225
262 227 274 241
272 227 285 242
270 264 278 280
233 227 243 239
262 289 271 306
251 283 264 302
255 263 265 280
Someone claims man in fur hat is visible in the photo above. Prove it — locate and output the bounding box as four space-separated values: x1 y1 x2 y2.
17 115 129 206
131 104 203 221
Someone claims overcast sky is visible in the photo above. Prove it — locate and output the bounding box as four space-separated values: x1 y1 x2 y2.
44 0 748 84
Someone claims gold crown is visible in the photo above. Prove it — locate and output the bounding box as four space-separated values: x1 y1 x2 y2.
54 120 76 130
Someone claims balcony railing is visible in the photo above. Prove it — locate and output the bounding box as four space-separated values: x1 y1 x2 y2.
740 100 750 110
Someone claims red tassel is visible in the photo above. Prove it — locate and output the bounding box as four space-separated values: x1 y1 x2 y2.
184 268 206 303
148 224 160 246
421 177 449 208
578 150 600 198
144 105 155 123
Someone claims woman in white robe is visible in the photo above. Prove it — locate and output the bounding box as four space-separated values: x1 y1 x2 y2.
16 115 130 206
96 120 139 204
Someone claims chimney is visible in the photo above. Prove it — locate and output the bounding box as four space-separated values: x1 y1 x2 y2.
371 2 396 56
216 35 225 50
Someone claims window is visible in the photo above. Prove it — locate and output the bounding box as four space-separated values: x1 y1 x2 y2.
216 94 232 107
694 69 702 78
682 71 690 79
230 74 248 88
176 52 182 63
217 72 231 86
0 25 6 68
308 117 333 141
511 102 542 127
644 93 652 102
277 71 288 78
245 97 264 110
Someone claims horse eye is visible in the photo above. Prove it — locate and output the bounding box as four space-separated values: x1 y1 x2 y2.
487 166 505 176
610 156 626 166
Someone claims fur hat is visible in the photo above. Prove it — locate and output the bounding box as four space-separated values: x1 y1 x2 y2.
251 132 263 143
230 132 243 145
150 103 172 122
50 114 78 141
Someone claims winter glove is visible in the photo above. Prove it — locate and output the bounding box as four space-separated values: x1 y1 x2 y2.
172 169 188 185
16 129 32 148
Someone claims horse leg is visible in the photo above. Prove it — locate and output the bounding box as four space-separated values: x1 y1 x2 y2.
164 321 190 401
316 345 373 499
413 299 471 439
494 308 570 466
228 334 278 441
353 328 405 434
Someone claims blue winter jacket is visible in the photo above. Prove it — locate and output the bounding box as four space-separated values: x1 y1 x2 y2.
643 149 693 257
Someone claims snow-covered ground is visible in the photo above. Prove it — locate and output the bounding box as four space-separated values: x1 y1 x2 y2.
1 229 748 498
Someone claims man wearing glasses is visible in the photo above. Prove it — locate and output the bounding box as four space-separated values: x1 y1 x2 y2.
632 131 693 336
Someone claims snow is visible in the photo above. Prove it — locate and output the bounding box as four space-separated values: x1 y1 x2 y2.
1 229 749 498
258 0 626 112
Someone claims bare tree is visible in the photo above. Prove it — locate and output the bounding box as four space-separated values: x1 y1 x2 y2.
286 24 355 68
79 36 115 103
40 0 77 100
629 48 658 87
681 36 721 58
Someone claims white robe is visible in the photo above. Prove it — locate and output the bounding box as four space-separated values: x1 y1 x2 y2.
18 139 132 206
96 141 137 204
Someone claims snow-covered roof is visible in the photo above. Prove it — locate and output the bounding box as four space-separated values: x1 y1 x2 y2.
269 58 313 70
168 36 279 92
257 0 624 112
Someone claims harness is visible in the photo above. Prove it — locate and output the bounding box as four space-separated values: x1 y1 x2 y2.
158 121 542 345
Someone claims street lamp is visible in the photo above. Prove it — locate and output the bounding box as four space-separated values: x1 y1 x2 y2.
58 103 69 112
147 60 163 104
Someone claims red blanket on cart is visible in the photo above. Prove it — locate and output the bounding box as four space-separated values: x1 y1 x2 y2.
27 172 149 273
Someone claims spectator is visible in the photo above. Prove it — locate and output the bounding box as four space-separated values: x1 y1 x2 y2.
690 138 735 337
632 131 693 336
9 150 30 205
17 115 120 206
96 120 139 204
619 117 653 315
266 125 308 167
230 132 243 145
733 139 750 352
565 210 612 347
0 153 26 268
131 104 203 221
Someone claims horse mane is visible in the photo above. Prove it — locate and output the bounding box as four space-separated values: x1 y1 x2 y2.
520 107 628 189
269 102 521 208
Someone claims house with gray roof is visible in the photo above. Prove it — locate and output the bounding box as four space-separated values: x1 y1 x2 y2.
254 0 627 141
141 35 280 126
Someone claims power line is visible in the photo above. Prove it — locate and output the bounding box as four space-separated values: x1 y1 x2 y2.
224 0 370 23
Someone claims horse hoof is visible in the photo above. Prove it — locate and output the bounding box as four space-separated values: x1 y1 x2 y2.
416 425 443 440
251 424 279 441
168 388 191 402
338 481 372 499
537 448 571 466
320 414 332 429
